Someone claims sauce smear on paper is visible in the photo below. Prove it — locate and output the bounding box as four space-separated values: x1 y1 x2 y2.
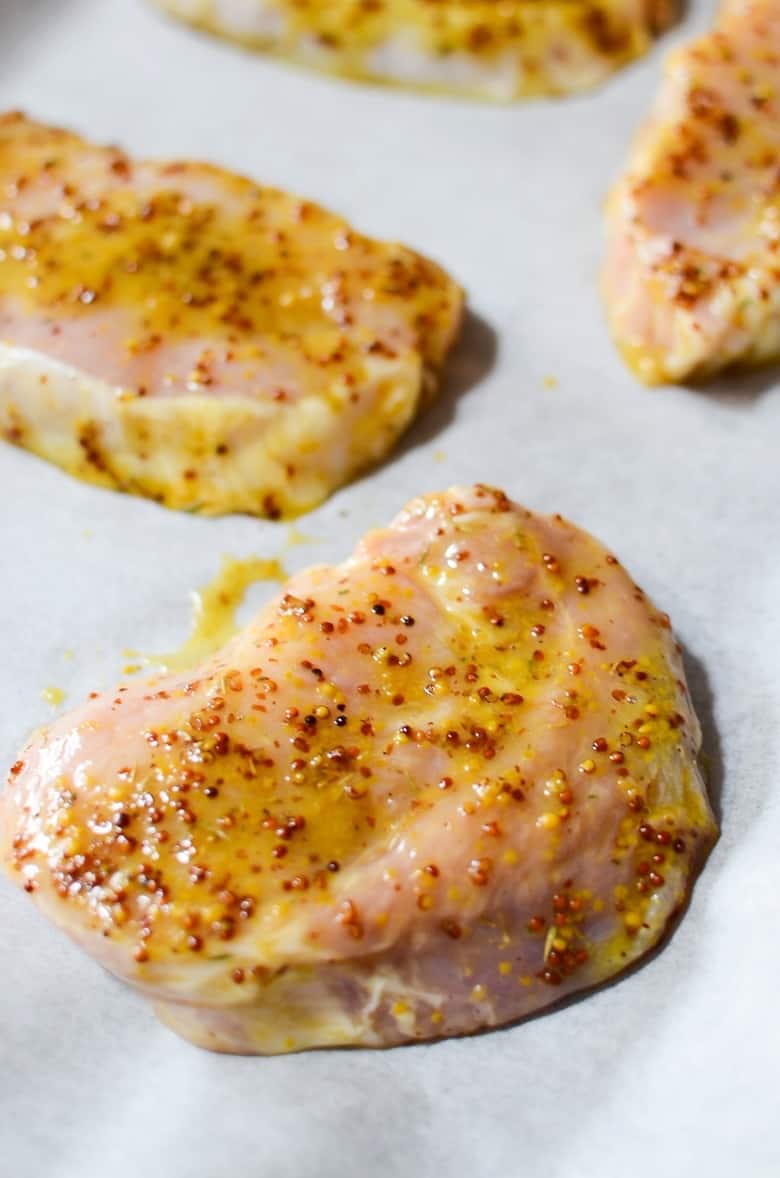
130 556 286 673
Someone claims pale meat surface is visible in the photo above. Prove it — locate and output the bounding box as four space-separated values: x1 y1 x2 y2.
0 486 716 1054
0 113 462 516
604 0 780 383
155 0 677 100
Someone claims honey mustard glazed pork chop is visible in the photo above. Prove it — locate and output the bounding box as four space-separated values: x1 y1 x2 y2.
1 486 717 1054
0 113 462 516
604 0 780 383
154 0 678 101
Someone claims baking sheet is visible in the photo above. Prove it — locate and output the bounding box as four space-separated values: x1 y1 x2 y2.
1 1 778 1174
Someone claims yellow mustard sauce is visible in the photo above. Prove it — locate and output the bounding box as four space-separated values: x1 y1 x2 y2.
285 526 314 547
128 555 286 674
0 184 338 349
0 119 450 361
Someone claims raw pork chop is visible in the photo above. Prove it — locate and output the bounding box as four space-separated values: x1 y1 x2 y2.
0 486 716 1054
604 0 780 383
0 113 462 516
154 0 678 101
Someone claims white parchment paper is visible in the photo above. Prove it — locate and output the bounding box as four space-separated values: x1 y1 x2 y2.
1 2 778 1175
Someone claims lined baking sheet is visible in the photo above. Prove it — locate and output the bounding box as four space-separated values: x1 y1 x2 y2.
0 2 778 1176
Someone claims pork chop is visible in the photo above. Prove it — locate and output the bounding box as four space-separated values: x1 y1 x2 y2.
154 0 678 101
0 485 716 1053
0 113 462 516
603 0 780 383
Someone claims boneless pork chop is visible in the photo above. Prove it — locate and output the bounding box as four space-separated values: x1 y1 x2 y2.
0 113 462 516
0 486 716 1054
154 0 678 101
604 0 780 383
